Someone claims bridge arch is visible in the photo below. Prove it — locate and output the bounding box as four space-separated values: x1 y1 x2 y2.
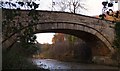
3 22 113 54
2 9 115 54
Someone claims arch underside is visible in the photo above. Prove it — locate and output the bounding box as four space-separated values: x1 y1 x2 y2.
36 29 101 42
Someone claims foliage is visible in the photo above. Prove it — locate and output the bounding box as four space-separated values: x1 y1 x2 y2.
19 26 38 55
41 33 92 62
3 10 15 20
2 42 50 70
68 35 77 44
2 3 40 69
2 10 20 38
114 22 120 48
52 33 77 44
99 1 119 21
2 6 39 54
52 33 65 44
28 9 39 21
100 1 120 48
100 1 120 49
2 0 46 69
2 42 38 69
99 14 106 20
112 22 120 65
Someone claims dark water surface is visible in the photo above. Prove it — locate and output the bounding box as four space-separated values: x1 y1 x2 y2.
32 59 119 71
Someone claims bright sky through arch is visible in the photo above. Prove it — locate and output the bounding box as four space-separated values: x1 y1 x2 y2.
35 33 55 44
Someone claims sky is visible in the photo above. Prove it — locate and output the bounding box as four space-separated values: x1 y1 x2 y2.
1 0 119 44
36 0 118 16
35 33 55 44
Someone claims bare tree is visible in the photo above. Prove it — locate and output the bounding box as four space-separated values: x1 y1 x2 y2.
52 0 86 13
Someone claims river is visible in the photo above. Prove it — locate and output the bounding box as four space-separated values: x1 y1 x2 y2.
32 59 119 71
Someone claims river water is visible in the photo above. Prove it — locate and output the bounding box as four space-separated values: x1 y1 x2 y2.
32 59 119 71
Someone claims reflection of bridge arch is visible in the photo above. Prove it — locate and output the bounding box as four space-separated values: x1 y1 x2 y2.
2 9 115 53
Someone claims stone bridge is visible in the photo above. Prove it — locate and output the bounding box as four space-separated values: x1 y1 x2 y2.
2 9 115 55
